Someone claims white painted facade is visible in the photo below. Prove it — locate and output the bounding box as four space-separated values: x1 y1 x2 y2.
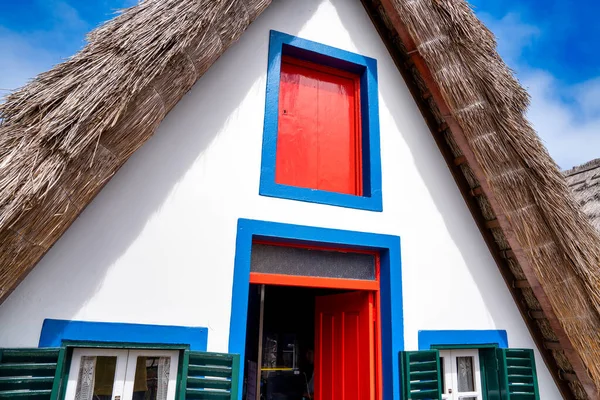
0 0 560 398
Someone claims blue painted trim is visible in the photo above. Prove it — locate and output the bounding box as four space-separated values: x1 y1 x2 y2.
418 330 509 350
229 218 402 400
259 30 383 212
39 319 208 351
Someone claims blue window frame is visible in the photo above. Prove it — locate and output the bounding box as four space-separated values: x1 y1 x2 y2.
418 330 509 350
229 218 402 400
39 319 208 351
260 30 382 211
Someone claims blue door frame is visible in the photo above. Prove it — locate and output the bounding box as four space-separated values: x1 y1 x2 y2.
228 218 403 400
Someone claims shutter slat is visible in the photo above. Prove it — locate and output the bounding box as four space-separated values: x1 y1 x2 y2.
400 351 442 400
508 376 534 384
0 349 59 363
186 388 231 399
410 379 439 390
409 389 440 399
189 353 233 367
507 395 536 400
506 358 531 367
409 360 437 372
188 365 232 378
187 377 231 390
509 383 535 393
0 389 52 398
0 363 57 377
185 351 240 400
0 376 54 391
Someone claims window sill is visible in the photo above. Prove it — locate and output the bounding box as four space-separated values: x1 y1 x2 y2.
259 181 383 211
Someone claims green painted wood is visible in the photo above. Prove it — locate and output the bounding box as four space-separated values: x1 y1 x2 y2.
0 376 54 391
179 349 190 400
188 365 232 378
185 351 240 400
0 349 59 363
49 347 66 400
187 377 232 390
55 347 73 400
186 388 231 399
432 344 499 350
60 341 189 351
189 353 233 367
0 389 52 398
229 354 240 400
497 349 540 400
0 363 57 377
480 348 500 400
400 350 442 400
0 348 62 400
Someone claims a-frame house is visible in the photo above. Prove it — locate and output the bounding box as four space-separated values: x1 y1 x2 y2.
1 1 600 399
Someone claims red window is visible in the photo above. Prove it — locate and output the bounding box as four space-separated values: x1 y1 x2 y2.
275 56 362 195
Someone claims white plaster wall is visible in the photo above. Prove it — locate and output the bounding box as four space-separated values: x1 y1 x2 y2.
0 0 560 398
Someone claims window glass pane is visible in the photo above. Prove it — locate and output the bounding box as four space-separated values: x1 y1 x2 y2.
439 357 446 393
456 356 475 392
251 243 375 280
132 356 171 400
75 356 117 400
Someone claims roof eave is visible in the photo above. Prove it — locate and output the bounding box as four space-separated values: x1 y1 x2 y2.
362 0 597 398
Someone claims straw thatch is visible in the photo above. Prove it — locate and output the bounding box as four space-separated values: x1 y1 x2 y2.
0 0 271 298
383 0 600 395
1 0 600 398
565 159 600 232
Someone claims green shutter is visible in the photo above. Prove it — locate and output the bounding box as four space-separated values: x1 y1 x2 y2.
497 348 540 400
0 348 65 399
479 348 501 400
400 350 442 400
181 351 240 400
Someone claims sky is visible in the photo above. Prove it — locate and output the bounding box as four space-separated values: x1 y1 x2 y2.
1 1 599 169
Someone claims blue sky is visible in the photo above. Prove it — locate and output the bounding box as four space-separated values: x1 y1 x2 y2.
1 1 598 169
471 0 600 169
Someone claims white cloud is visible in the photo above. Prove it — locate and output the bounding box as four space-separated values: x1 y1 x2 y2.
478 12 540 65
478 11 600 169
524 72 600 169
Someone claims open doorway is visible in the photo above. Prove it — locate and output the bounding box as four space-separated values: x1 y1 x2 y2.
243 284 378 400
229 220 403 400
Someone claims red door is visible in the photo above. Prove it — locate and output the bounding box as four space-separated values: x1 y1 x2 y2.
315 291 375 400
276 56 362 195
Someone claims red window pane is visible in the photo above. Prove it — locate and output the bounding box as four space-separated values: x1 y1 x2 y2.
275 56 362 195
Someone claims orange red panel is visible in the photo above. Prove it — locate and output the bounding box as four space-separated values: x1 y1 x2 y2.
314 291 375 400
275 56 362 195
249 272 378 291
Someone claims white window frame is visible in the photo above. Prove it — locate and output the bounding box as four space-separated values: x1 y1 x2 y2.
64 348 129 400
64 348 179 400
439 349 483 400
123 349 179 400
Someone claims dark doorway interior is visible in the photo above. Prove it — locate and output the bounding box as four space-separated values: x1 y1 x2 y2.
244 284 349 400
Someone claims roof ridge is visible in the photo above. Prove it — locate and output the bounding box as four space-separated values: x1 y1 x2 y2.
563 158 600 176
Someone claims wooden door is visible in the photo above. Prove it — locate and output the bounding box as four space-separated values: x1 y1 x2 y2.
314 291 375 400
276 56 362 195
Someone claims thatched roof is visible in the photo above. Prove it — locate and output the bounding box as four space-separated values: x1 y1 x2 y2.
1 0 600 398
565 159 600 232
